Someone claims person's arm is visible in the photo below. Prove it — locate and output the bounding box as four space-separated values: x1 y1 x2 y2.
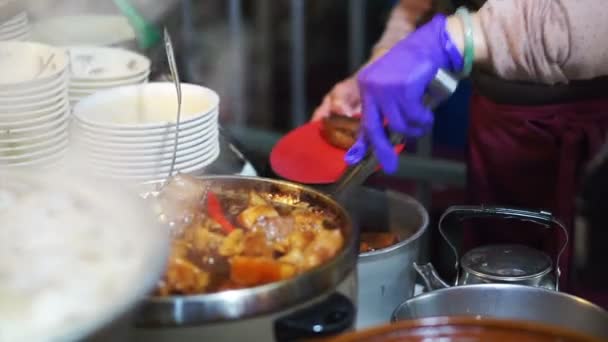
448 0 608 84
372 0 433 60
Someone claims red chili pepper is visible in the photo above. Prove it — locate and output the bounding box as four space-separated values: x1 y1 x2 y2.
207 192 235 234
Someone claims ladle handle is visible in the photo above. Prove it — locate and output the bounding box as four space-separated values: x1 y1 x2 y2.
438 205 569 291
331 69 459 200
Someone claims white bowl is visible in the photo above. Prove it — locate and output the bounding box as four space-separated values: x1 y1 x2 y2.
0 120 68 143
71 127 218 156
72 123 218 147
71 109 217 137
0 98 67 120
90 144 219 178
85 142 217 170
0 85 66 105
73 83 219 130
0 105 67 129
0 130 68 153
0 42 68 88
0 111 68 135
69 73 149 89
0 136 68 162
30 15 136 47
68 46 150 81
0 71 67 96
72 130 219 157
0 92 67 113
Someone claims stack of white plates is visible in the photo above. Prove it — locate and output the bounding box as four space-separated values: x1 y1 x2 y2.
0 12 29 41
71 83 221 183
68 46 151 106
0 42 70 169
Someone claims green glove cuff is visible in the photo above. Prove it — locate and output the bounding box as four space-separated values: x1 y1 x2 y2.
455 6 474 77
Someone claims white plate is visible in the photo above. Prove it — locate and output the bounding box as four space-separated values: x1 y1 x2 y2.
30 15 136 47
71 109 217 137
68 46 150 81
85 140 217 169
0 42 68 87
73 83 219 129
90 144 219 178
0 120 68 143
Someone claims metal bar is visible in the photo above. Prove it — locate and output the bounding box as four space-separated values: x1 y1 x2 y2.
228 0 245 126
254 0 273 127
225 126 467 187
348 0 366 72
180 0 195 81
290 0 307 127
416 133 434 208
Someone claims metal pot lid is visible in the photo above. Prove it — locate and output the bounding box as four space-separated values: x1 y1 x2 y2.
461 244 553 280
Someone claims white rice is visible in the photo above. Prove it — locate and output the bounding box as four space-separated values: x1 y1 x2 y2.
0 171 168 341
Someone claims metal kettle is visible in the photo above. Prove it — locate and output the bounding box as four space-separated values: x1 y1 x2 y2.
414 206 569 292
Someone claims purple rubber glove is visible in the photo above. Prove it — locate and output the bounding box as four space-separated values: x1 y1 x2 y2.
345 15 463 174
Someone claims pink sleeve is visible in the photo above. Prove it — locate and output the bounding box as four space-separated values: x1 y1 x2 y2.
478 0 608 84
373 0 433 55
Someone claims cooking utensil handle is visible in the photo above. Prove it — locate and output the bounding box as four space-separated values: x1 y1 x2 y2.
438 205 569 291
274 293 355 341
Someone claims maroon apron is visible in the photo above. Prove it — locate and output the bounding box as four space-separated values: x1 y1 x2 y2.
466 89 608 307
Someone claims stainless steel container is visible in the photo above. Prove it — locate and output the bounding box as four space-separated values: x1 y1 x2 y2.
344 187 429 329
131 176 359 342
392 284 608 340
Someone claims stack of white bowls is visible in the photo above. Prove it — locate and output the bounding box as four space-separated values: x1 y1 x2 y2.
0 10 30 41
0 42 70 169
30 15 136 47
67 46 151 106
71 83 220 183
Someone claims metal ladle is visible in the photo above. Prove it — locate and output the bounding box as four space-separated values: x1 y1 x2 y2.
156 28 182 192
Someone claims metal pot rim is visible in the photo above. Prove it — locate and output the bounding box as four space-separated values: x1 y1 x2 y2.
390 283 608 322
136 175 358 327
461 263 553 282
358 190 429 260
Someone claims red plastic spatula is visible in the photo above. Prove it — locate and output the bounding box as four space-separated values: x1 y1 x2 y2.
270 119 404 185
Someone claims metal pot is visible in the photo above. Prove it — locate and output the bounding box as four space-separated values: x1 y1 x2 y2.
131 176 359 342
391 284 608 340
343 187 429 329
415 206 568 291
328 316 605 342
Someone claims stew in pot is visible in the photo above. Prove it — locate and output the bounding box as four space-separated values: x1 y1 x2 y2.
152 175 345 296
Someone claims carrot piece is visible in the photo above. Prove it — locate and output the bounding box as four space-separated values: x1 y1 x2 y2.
230 256 296 286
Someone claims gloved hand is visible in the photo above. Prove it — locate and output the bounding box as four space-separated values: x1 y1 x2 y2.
345 14 464 173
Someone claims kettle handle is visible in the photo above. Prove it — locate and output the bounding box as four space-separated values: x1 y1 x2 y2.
438 205 569 291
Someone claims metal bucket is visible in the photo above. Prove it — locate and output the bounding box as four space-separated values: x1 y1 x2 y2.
344 187 429 329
